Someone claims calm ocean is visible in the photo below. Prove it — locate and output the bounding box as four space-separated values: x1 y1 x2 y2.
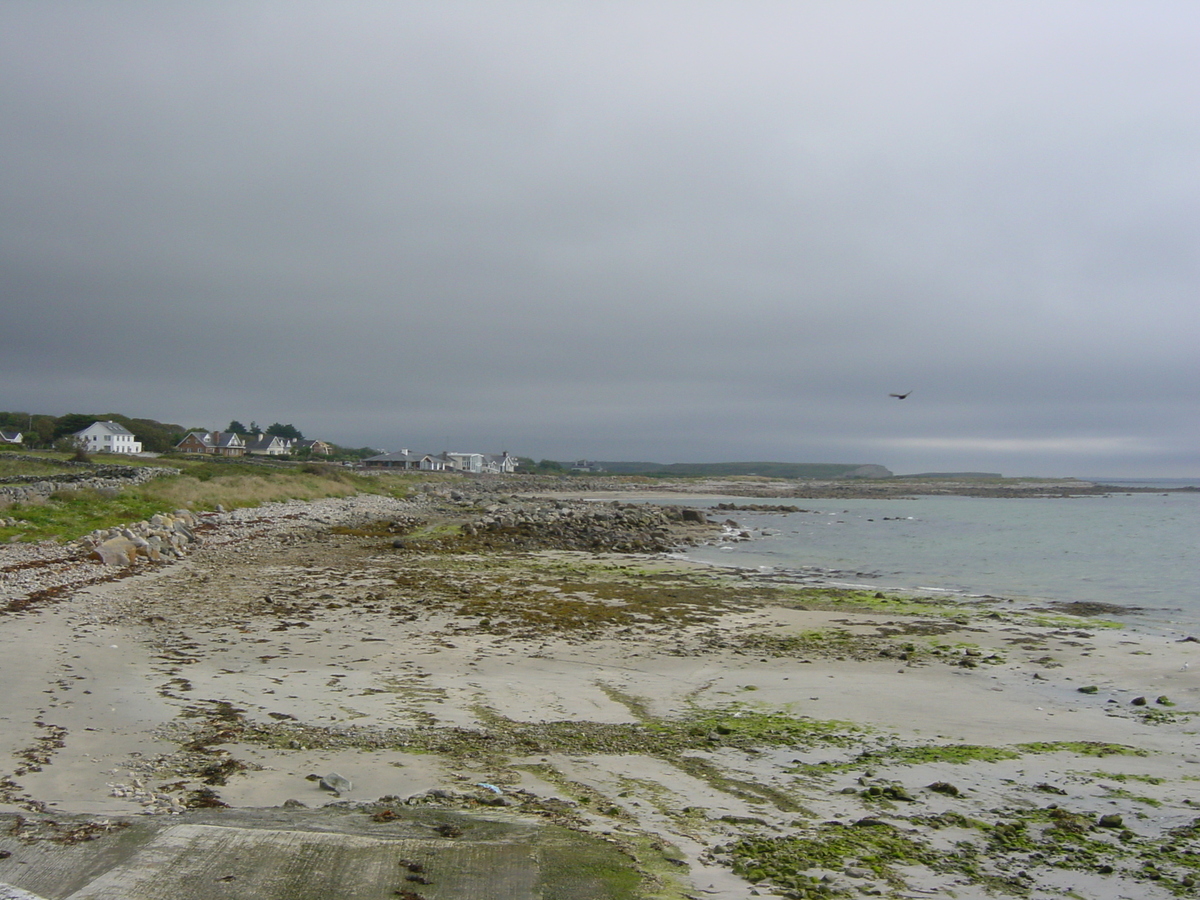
662 482 1200 631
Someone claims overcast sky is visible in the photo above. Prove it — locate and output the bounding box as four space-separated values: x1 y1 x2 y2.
2 2 1197 476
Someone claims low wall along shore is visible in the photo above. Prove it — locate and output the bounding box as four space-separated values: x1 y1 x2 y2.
0 456 179 506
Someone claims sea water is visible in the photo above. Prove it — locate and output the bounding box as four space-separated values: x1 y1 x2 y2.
665 486 1200 631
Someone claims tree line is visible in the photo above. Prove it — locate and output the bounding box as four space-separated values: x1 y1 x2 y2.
225 421 304 441
0 411 189 453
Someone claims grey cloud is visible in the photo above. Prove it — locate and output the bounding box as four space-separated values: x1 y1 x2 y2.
2 2 1198 475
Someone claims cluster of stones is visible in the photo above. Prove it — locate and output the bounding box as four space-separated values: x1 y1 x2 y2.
75 509 202 566
107 779 187 815
456 499 713 553
0 462 178 505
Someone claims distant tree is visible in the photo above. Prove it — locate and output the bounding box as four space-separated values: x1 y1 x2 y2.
28 415 57 448
266 423 304 441
53 413 98 439
536 459 565 473
123 416 187 453
227 420 248 434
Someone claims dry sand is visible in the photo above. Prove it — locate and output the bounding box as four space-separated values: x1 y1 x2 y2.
2 493 1198 899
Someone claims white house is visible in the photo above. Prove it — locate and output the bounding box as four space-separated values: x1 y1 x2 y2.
442 452 484 473
482 452 519 474
363 449 447 470
0 430 22 446
74 421 142 454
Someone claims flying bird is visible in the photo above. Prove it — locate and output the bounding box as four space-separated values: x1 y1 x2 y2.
889 391 912 400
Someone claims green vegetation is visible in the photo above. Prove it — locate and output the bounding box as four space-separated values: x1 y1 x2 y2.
681 706 864 750
729 823 944 894
1076 771 1165 784
728 806 1200 898
866 743 1023 765
2 487 170 541
0 454 418 542
1015 741 1148 757
777 586 982 619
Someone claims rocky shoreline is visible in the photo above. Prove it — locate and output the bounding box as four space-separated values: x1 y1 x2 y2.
1 491 723 615
452 473 1174 499
2 486 1199 900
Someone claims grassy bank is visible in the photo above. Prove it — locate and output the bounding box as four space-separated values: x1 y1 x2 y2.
0 453 443 543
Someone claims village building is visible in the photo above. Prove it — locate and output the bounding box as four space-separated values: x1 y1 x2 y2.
175 431 246 457
293 439 333 456
244 433 292 456
74 421 142 454
362 449 447 470
441 452 484 473
363 449 518 474
482 452 519 474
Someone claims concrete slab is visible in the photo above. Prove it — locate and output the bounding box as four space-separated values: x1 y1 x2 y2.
0 808 646 900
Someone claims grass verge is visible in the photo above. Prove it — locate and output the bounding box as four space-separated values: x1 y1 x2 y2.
0 455 430 542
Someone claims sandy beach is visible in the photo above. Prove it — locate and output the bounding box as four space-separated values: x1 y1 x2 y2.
2 489 1198 899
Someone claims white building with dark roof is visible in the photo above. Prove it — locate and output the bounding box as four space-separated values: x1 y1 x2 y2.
363 449 447 470
74 420 142 454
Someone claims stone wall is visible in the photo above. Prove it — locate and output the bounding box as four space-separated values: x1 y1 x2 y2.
0 458 179 505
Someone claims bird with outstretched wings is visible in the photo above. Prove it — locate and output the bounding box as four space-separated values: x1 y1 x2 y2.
889 391 912 399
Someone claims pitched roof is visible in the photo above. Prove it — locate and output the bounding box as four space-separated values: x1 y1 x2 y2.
76 420 134 436
177 431 244 448
364 449 426 463
244 434 286 451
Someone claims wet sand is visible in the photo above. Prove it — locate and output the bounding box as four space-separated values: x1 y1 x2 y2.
2 492 1199 899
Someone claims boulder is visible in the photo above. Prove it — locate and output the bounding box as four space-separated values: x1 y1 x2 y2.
91 536 141 566
318 772 352 796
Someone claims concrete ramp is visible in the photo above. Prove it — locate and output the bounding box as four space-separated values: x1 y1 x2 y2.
65 823 527 900
0 809 647 900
